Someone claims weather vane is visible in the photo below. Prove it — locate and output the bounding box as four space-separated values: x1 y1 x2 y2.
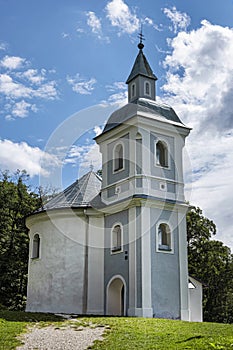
138 23 145 50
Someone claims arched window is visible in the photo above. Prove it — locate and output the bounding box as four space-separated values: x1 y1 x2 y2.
156 141 168 167
111 224 122 253
158 223 171 251
131 83 136 98
144 81 151 96
32 233 40 259
114 143 124 172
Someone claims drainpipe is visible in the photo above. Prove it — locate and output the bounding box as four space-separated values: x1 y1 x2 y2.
82 209 89 314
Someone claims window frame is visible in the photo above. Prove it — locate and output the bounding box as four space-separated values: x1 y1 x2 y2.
156 222 173 254
32 233 40 259
113 141 124 173
111 223 123 254
144 80 151 97
155 139 169 168
131 82 136 99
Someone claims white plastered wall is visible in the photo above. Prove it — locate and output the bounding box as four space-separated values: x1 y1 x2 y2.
178 209 190 321
26 210 86 314
189 276 203 322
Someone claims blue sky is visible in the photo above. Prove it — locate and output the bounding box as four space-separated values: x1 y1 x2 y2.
1 0 233 249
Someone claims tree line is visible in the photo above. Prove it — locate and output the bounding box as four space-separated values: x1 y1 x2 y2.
0 171 233 323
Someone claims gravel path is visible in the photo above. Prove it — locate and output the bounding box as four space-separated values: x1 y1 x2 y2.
16 324 105 350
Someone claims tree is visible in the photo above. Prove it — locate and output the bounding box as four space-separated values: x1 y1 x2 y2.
0 170 41 310
187 206 233 323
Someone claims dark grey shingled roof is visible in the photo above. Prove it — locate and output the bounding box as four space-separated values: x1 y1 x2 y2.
43 171 102 210
99 98 185 136
126 49 157 83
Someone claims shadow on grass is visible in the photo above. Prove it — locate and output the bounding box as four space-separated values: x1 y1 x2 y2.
176 335 205 343
0 310 64 322
0 311 115 323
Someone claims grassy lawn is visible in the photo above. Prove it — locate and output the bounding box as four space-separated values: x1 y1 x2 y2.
0 311 63 349
0 311 233 349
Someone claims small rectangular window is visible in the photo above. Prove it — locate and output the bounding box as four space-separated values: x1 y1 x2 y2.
111 225 122 253
32 234 40 259
114 144 124 172
156 141 168 168
157 223 172 253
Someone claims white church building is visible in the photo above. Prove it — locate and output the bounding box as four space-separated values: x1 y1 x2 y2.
26 39 202 322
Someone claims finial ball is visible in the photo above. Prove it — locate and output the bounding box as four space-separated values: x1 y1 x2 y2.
138 42 144 50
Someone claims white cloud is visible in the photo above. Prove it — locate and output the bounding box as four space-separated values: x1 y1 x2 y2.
163 6 190 33
63 124 105 174
33 80 58 100
1 55 26 70
0 73 32 99
4 74 56 101
160 20 233 249
163 20 233 130
67 74 96 95
80 143 102 170
106 81 126 92
93 125 103 137
11 100 37 118
64 142 102 173
65 143 102 173
61 32 70 39
107 91 128 106
76 27 85 34
0 53 59 120
86 11 110 42
0 139 60 177
104 81 128 105
18 69 46 84
0 42 7 51
12 100 37 118
106 0 139 35
143 17 163 32
86 11 102 36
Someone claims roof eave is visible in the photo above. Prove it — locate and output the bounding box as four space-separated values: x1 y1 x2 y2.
126 72 158 84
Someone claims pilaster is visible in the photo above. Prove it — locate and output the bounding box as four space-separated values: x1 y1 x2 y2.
178 210 190 321
128 207 137 316
141 206 153 317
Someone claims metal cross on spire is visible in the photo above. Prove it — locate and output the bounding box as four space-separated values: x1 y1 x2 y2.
138 24 145 50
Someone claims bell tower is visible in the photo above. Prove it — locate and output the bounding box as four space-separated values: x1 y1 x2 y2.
95 38 191 320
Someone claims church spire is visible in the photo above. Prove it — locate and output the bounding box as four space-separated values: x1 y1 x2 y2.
126 31 157 103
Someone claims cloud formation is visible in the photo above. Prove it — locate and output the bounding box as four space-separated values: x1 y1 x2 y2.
67 74 97 95
11 100 37 119
0 42 7 51
86 11 102 37
163 6 190 33
103 80 128 106
0 54 58 120
1 55 26 70
163 20 233 131
64 125 104 174
0 139 60 177
106 0 139 35
160 18 233 248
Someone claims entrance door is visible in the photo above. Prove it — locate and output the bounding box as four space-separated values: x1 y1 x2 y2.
107 277 125 316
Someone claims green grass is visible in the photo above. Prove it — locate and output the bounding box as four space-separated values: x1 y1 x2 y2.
0 311 233 349
0 311 63 349
88 317 233 349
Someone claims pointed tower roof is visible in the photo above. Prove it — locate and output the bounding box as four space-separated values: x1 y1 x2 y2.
43 171 102 210
126 43 157 84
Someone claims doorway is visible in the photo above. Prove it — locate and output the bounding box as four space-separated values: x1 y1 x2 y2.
106 276 126 316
